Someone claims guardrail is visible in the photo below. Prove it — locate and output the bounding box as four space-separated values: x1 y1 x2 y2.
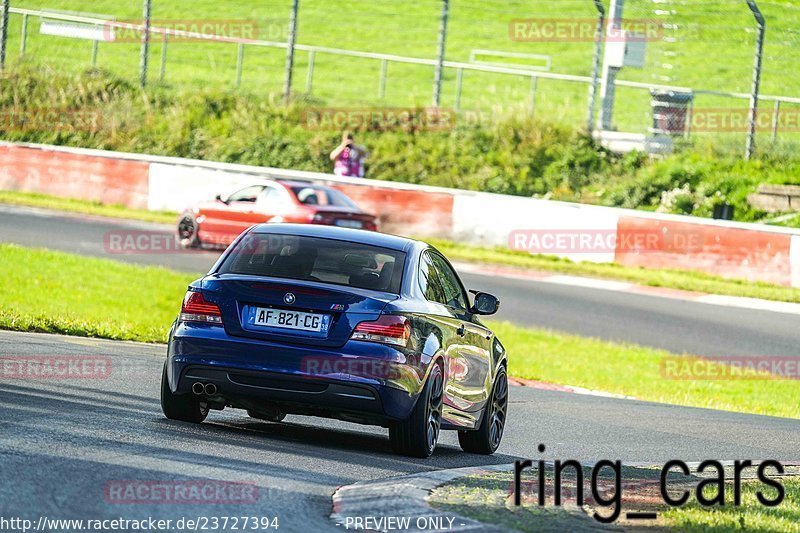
2 139 800 287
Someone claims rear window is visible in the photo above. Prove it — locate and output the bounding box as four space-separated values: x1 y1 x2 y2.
290 186 357 208
218 233 406 293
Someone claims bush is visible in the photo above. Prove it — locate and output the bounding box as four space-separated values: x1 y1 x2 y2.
1 65 799 227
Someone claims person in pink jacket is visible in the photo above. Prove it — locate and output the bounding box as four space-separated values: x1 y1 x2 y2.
330 131 368 178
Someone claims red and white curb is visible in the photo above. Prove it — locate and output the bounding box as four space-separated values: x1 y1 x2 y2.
454 262 800 316
508 377 636 400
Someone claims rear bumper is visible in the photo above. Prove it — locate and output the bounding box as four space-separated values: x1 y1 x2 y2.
166 321 430 423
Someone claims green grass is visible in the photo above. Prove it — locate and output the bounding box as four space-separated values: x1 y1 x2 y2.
3 64 800 228
7 0 800 138
2 242 799 419
430 469 800 532
0 243 194 342
430 238 800 304
664 478 800 532
0 190 178 225
490 320 800 419
4 189 800 304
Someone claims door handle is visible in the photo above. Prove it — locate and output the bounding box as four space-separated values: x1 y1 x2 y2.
456 324 466 337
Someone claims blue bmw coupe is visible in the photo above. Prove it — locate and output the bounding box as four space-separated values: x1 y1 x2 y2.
161 224 508 457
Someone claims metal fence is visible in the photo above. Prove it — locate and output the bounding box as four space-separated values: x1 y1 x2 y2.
1 0 800 158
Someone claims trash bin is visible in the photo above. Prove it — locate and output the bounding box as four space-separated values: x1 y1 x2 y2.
712 203 735 221
650 90 693 136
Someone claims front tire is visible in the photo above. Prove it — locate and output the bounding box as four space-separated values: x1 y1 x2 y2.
458 367 508 454
389 362 444 458
177 213 201 249
160 362 208 423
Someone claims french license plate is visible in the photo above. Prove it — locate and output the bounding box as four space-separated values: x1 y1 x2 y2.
253 308 327 332
335 219 363 229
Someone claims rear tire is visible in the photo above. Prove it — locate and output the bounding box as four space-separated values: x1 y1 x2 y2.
160 362 208 423
458 367 508 455
177 213 201 249
389 362 443 458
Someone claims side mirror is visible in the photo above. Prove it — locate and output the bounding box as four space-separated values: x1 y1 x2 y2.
215 194 228 204
470 292 500 316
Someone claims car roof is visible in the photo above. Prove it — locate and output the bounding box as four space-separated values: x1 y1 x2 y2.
244 178 335 190
276 180 334 189
248 223 423 253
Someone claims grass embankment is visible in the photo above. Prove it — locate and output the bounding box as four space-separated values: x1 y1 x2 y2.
2 66 800 226
0 244 194 343
664 477 800 531
5 190 800 303
2 243 798 419
430 238 800 303
7 0 800 135
0 191 177 225
430 468 800 532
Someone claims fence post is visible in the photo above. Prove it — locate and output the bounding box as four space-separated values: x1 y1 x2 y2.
432 0 449 107
454 67 463 111
587 0 605 133
20 12 27 57
745 0 765 160
0 0 10 71
771 100 780 144
283 0 299 104
91 40 98 67
600 0 624 130
235 42 244 87
139 0 151 86
159 33 167 82
305 49 315 93
378 58 387 100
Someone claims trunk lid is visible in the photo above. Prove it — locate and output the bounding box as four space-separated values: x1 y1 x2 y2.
311 207 377 230
201 274 396 347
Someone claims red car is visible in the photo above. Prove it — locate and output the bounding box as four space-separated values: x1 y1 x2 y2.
177 180 378 248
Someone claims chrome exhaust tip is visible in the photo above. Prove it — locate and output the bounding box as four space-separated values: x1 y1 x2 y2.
204 383 218 395
191 382 205 395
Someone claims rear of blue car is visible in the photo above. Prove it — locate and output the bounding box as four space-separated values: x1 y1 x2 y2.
162 228 431 429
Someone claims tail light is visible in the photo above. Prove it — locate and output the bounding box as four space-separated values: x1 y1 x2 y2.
351 315 410 347
180 291 223 324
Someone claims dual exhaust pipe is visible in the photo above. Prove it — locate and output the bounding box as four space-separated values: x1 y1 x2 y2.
192 382 218 396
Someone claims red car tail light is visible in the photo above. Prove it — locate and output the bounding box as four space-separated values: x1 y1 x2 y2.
180 291 223 324
351 315 410 347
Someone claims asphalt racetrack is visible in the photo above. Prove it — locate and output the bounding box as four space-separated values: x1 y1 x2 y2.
1 204 800 531
1 204 798 358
